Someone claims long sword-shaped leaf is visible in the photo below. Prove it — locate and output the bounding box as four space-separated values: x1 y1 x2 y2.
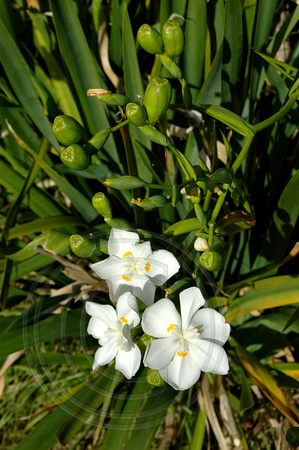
0 20 59 152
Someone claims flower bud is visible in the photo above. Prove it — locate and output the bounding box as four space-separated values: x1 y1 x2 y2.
131 195 168 209
142 77 172 124
162 20 184 58
139 125 170 146
92 192 112 218
53 115 85 146
199 248 224 271
105 176 145 190
86 128 111 154
146 368 164 387
126 103 147 126
137 24 163 54
194 237 210 252
70 234 96 258
159 54 182 79
60 144 91 170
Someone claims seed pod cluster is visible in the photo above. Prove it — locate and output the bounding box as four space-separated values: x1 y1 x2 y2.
126 103 147 126
53 115 85 146
60 144 91 171
142 77 172 124
137 24 163 54
162 20 184 58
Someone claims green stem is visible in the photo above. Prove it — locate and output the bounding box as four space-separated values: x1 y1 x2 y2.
230 132 254 177
208 222 214 248
203 190 213 212
253 90 298 134
144 183 172 189
111 119 130 133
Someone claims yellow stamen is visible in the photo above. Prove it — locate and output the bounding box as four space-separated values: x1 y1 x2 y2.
122 275 131 281
123 251 132 257
120 316 128 324
167 323 176 333
177 351 188 357
195 327 201 336
145 262 151 272
120 347 124 350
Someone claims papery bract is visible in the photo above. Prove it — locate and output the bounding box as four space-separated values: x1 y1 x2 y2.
91 229 180 305
142 287 230 390
86 292 141 379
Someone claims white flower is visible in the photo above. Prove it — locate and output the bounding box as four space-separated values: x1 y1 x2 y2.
142 287 230 390
91 229 180 306
85 292 141 379
194 237 209 252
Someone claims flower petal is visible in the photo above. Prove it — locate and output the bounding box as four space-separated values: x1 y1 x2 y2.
159 352 201 390
108 228 139 257
90 256 125 280
87 317 108 339
190 339 229 375
107 275 156 306
92 341 118 370
179 287 206 330
85 302 117 326
141 298 182 337
131 241 152 259
115 344 141 379
116 292 140 328
190 308 230 346
143 338 177 370
146 250 180 286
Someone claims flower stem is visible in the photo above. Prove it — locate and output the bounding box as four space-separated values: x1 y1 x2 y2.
144 183 172 189
111 119 130 133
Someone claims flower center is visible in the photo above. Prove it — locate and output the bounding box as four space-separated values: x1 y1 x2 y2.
122 251 151 279
167 324 201 357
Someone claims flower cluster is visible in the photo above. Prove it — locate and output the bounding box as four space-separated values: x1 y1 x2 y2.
85 229 230 390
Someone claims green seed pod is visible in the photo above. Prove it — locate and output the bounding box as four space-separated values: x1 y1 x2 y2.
86 128 111 154
105 176 145 190
139 125 170 146
137 24 163 54
146 368 164 387
70 234 96 258
142 77 172 124
132 195 168 209
162 19 184 58
53 115 85 146
126 103 147 126
104 217 135 231
61 144 91 170
97 93 130 106
92 192 112 219
165 278 193 296
159 54 182 79
199 248 224 271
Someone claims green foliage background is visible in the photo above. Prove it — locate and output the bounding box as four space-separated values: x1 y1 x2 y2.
0 0 298 448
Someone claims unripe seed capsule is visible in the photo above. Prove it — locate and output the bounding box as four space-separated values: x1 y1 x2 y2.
53 115 85 146
126 103 147 126
137 24 163 54
146 368 164 387
162 20 184 58
105 176 145 190
199 249 224 271
142 77 171 124
61 144 91 170
70 234 96 258
97 93 130 106
92 192 112 218
131 195 168 209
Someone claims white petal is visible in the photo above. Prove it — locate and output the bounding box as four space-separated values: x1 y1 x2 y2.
179 287 206 330
90 256 125 280
141 299 182 337
87 316 108 339
190 308 230 346
92 341 118 370
108 228 139 257
146 250 180 286
131 241 152 259
115 344 141 379
190 340 229 375
107 275 156 306
159 352 201 390
116 292 140 328
85 302 117 326
143 338 177 370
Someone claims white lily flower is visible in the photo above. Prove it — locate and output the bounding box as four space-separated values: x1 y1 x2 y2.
142 287 230 390
85 292 141 379
91 229 180 305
